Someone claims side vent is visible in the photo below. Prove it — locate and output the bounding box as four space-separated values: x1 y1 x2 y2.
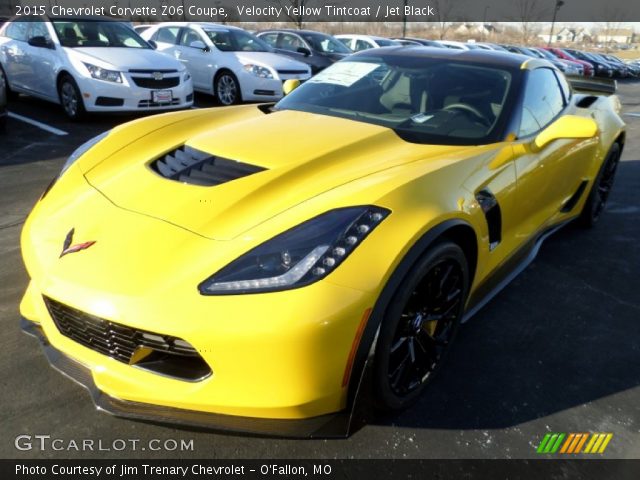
475 189 502 251
152 146 266 187
561 179 588 213
576 96 599 109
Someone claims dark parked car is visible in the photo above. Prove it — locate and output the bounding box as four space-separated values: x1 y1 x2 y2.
595 53 631 78
574 51 624 78
391 37 444 47
627 59 640 76
0 65 7 133
256 29 351 74
563 49 613 78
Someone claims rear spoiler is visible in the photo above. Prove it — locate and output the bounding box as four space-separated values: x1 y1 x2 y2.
566 76 617 95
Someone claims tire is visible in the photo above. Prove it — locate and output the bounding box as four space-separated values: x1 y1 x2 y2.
0 112 6 134
214 71 241 106
0 64 17 100
578 142 621 228
58 74 86 120
373 241 470 411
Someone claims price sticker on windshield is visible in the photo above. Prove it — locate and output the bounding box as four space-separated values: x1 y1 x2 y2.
309 62 380 87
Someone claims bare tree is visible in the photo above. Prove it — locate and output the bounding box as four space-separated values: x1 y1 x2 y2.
432 0 459 40
511 0 547 45
268 0 311 29
596 6 628 52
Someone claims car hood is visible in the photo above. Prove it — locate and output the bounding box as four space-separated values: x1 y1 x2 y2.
83 106 470 240
233 51 310 71
67 47 183 71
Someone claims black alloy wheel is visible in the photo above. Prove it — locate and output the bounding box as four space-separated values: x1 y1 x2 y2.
374 241 469 411
579 142 621 227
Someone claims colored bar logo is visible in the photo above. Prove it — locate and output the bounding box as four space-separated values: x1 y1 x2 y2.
536 433 613 454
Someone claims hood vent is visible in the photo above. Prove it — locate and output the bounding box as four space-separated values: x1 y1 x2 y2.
152 146 266 187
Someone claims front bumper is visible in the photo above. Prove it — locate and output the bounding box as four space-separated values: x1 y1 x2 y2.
239 71 310 102
19 273 373 421
75 74 193 112
21 317 359 438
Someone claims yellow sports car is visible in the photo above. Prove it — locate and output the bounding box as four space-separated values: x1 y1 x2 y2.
20 48 625 437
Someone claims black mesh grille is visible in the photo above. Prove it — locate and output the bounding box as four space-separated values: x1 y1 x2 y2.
152 146 266 187
277 69 308 75
129 69 178 74
132 76 180 89
44 296 211 380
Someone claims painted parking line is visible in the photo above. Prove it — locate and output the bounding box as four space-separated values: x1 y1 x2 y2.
8 112 69 136
624 112 640 118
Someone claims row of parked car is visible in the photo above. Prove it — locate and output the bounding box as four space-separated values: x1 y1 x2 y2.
379 38 639 79
0 17 638 124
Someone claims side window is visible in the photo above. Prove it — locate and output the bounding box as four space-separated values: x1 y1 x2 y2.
337 37 351 49
28 22 52 41
279 33 304 52
554 70 572 103
354 39 371 52
518 68 565 137
260 32 278 47
6 22 29 41
155 27 180 45
179 28 202 47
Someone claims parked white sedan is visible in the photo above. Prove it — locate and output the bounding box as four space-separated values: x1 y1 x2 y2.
0 17 193 119
334 35 401 52
141 23 312 105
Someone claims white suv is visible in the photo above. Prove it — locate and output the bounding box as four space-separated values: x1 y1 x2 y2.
141 23 311 105
0 17 193 119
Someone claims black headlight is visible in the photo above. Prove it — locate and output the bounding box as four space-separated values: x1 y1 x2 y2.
199 206 390 295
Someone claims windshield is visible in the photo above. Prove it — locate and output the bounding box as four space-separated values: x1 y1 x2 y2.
301 32 351 54
521 47 541 58
52 21 149 48
276 56 514 145
203 29 270 52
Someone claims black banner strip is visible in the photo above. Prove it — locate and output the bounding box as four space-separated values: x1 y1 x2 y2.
3 459 640 480
2 0 640 22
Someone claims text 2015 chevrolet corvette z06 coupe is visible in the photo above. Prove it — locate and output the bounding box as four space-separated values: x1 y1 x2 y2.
20 48 625 437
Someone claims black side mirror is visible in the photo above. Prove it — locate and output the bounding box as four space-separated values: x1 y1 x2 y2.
148 40 158 50
28 36 54 49
296 46 311 57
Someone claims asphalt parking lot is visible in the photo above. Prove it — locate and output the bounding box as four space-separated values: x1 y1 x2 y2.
1 85 639 460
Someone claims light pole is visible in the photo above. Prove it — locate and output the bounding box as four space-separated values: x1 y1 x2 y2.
548 0 565 47
482 6 490 41
402 0 408 38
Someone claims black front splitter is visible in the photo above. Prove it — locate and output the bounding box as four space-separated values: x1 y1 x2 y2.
20 317 365 439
